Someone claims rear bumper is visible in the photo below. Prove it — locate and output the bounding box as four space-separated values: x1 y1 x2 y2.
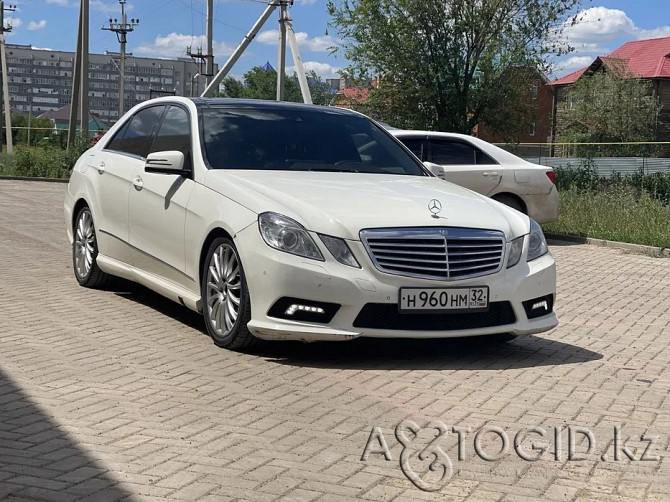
522 186 559 224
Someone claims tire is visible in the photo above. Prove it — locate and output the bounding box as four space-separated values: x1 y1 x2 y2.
72 206 111 288
486 333 518 343
201 237 257 350
493 194 525 214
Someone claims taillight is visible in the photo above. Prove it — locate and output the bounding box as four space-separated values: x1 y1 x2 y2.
546 171 556 184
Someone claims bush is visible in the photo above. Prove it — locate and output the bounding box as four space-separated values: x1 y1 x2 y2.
554 163 600 192
11 138 90 179
554 164 670 206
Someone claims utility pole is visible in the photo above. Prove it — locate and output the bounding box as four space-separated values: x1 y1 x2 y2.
0 1 16 154
186 0 214 93
67 0 90 147
81 0 89 138
205 0 214 85
102 0 139 117
68 1 82 147
186 46 205 97
276 2 287 101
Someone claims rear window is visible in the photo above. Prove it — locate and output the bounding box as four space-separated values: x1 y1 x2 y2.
200 107 426 176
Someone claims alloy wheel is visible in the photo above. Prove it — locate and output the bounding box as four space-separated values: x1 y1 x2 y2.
74 209 95 280
205 243 242 337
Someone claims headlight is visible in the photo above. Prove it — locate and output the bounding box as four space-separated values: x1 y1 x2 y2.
507 237 523 268
319 235 360 268
258 212 324 261
527 219 548 261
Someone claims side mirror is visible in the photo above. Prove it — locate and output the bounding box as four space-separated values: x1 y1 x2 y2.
424 161 445 179
145 151 188 176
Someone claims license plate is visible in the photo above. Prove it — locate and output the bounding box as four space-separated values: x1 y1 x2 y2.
399 287 489 312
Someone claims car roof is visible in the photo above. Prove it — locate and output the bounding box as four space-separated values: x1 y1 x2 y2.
390 130 475 141
190 97 360 117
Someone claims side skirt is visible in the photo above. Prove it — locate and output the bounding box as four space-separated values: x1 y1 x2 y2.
96 254 203 313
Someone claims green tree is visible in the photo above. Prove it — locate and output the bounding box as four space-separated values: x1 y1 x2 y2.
327 0 581 133
556 62 661 156
218 66 335 105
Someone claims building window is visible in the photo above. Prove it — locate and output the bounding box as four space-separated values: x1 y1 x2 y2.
529 122 536 137
530 82 539 100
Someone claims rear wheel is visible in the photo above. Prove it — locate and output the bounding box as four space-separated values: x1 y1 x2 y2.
493 194 524 214
72 206 110 288
202 237 257 350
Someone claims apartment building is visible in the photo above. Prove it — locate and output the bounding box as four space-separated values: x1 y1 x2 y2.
3 43 216 123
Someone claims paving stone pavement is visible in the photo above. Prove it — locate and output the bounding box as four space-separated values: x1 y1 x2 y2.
0 179 669 502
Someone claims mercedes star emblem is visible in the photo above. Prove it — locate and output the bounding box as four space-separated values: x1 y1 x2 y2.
428 199 442 216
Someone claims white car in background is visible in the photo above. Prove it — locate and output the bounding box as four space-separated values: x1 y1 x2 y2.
391 130 559 223
64 98 557 350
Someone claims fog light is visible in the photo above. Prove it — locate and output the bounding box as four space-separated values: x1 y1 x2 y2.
522 295 554 320
285 304 326 316
531 300 548 312
268 297 341 323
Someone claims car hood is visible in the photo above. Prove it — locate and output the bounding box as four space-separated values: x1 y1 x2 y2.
204 170 529 241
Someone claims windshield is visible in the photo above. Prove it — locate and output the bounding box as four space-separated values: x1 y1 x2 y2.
200 107 426 176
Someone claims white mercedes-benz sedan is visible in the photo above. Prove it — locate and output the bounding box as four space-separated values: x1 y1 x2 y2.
390 130 559 223
64 97 557 350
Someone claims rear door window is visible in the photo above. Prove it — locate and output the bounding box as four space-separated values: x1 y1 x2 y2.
430 138 497 166
398 137 425 160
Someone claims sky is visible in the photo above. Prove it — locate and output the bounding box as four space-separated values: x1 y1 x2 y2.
4 0 670 81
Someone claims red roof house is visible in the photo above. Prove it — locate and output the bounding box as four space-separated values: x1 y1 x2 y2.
550 36 670 141
550 36 670 86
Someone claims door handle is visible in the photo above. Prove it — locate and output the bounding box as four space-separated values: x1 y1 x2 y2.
482 171 501 178
132 175 144 191
97 162 105 174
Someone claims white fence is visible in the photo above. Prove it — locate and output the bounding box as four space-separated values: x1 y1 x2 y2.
523 157 670 176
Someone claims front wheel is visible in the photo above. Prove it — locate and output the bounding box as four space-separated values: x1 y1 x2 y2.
201 237 257 350
72 206 110 288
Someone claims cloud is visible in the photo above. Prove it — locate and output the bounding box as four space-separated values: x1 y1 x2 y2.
287 61 341 79
45 0 68 6
563 7 670 53
564 7 635 44
28 20 47 30
91 0 133 14
553 56 595 74
134 33 233 60
637 26 670 39
256 30 338 52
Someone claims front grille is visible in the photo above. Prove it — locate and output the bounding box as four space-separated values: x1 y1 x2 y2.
360 227 505 281
353 302 516 330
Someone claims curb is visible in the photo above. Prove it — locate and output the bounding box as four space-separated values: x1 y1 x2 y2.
545 232 670 258
0 175 69 183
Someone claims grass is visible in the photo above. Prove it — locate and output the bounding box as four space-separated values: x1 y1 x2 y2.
544 187 670 248
0 153 17 176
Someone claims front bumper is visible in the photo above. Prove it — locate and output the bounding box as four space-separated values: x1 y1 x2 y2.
236 225 557 342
